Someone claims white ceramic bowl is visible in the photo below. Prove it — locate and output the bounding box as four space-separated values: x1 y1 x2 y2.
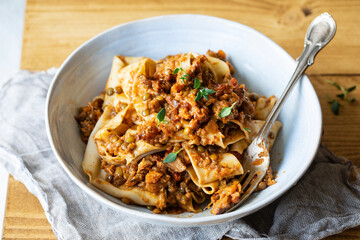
45 14 322 226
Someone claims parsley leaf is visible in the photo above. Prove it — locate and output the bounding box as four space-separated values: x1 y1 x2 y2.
156 107 167 126
164 148 183 163
194 78 201 89
218 102 236 118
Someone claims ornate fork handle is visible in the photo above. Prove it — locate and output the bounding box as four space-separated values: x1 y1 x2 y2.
257 13 336 141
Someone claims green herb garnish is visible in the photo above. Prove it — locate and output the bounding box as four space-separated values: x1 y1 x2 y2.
180 74 189 84
327 80 344 91
156 107 168 126
173 68 180 74
326 80 356 115
331 101 340 115
194 78 201 89
195 87 216 101
173 67 189 84
218 102 236 118
326 94 341 115
347 86 357 92
327 80 356 103
164 148 183 163
193 77 216 101
244 127 251 132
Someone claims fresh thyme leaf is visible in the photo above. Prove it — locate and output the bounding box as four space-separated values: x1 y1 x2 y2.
336 93 345 99
157 107 165 121
173 68 180 74
347 86 356 92
326 81 357 114
194 78 201 89
156 107 166 126
327 80 349 97
195 91 203 101
202 88 216 95
182 73 189 83
164 148 183 163
244 127 250 132
331 101 340 115
327 80 342 90
195 87 216 102
174 67 190 84
218 102 236 118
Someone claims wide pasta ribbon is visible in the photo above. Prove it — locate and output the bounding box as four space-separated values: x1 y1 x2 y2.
197 119 248 149
80 52 283 214
230 120 282 154
185 146 243 194
94 105 166 165
82 106 160 207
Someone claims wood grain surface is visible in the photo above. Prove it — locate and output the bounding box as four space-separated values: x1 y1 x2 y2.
21 0 360 74
3 0 360 239
3 177 56 240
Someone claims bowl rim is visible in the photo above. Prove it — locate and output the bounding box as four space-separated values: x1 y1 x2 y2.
45 14 322 226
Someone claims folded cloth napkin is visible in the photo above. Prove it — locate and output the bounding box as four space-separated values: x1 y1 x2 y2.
1 70 360 240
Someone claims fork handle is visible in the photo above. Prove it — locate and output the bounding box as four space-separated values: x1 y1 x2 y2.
257 13 336 140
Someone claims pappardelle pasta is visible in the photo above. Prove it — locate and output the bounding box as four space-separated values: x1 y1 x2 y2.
76 50 282 215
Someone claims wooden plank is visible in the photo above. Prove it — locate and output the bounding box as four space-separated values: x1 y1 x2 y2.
2 176 56 240
21 0 360 74
312 75 360 163
3 0 360 239
324 227 360 240
3 75 359 239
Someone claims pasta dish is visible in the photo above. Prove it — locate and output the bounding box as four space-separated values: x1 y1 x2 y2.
76 50 282 215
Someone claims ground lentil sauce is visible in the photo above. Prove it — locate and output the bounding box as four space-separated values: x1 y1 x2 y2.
76 50 276 214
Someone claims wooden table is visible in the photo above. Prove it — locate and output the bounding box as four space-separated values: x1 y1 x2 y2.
3 0 360 239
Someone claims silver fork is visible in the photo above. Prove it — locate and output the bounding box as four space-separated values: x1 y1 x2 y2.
226 13 336 213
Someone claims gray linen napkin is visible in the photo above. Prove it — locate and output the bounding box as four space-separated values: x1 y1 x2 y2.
1 70 360 240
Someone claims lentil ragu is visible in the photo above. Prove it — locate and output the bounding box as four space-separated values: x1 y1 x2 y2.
77 50 281 215
75 97 104 143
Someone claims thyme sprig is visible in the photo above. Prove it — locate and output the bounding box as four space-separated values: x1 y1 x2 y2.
326 80 356 115
195 87 216 102
173 67 190 84
327 80 356 103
